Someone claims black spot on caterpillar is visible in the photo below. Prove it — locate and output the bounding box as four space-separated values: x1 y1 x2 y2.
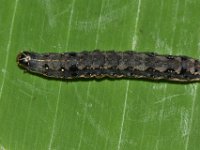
16 50 200 82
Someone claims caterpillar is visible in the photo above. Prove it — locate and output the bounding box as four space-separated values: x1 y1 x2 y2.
17 50 200 82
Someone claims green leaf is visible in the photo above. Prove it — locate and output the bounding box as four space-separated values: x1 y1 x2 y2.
0 0 200 149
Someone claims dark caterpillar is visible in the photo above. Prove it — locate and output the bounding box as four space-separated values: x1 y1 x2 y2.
17 50 200 82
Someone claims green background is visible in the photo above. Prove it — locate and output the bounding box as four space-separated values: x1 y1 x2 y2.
0 0 200 149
